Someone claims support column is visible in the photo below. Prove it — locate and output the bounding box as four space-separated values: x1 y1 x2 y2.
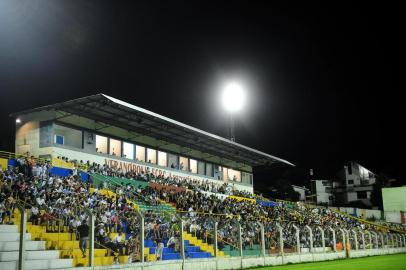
260 223 265 257
138 212 145 263
305 225 313 253
403 234 406 248
339 229 346 251
317 226 325 253
380 233 384 248
361 232 365 249
371 231 378 249
351 229 358 250
328 227 336 252
366 231 372 249
180 219 185 260
391 233 395 248
238 223 243 257
343 229 350 258
134 211 145 263
84 209 95 267
276 223 284 255
214 221 218 258
292 224 300 254
16 204 26 270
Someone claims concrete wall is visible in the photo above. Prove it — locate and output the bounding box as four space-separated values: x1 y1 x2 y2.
385 211 402 224
328 206 406 225
78 248 406 270
15 120 40 155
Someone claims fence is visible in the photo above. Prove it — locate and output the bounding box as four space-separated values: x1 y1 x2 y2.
11 201 406 270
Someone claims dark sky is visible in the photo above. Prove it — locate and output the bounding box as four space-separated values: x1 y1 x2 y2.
0 1 404 183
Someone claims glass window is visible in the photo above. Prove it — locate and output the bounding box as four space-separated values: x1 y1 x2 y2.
228 169 241 182
158 151 167 167
179 156 188 171
136 145 145 162
95 135 108 154
206 163 213 177
54 134 64 145
222 167 228 182
109 138 121 157
198 161 205 175
147 148 157 164
242 172 248 184
122 142 134 159
190 159 197 174
214 165 222 180
168 153 178 169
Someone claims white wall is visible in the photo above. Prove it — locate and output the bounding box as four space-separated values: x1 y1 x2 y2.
15 120 40 155
292 186 306 201
76 248 406 270
385 211 402 224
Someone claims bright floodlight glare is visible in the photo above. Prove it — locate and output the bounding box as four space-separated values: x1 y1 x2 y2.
16 118 21 123
221 82 245 113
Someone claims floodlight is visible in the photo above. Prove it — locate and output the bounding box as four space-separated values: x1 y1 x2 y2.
221 82 245 113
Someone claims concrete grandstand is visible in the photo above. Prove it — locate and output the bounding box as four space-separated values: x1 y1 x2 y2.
0 94 405 270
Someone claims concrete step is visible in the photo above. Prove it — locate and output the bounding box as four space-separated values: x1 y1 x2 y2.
0 241 46 251
0 225 18 233
0 233 32 241
0 258 73 270
60 248 107 258
0 250 60 261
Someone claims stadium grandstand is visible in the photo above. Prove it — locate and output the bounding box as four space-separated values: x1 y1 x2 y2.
0 94 405 270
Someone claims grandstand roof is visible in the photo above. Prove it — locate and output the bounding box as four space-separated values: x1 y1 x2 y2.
12 94 294 167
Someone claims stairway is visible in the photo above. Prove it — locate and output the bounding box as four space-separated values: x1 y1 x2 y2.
91 182 221 260
2 209 129 268
143 238 213 261
183 232 225 257
0 224 73 270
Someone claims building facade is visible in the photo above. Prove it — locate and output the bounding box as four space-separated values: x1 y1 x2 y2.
310 162 377 207
311 180 333 205
334 161 376 206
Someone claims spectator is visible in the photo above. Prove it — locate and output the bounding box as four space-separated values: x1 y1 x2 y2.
77 220 89 258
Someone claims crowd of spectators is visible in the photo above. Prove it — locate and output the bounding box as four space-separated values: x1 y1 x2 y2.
0 155 403 266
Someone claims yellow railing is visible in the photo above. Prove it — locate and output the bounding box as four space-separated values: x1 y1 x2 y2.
0 150 48 163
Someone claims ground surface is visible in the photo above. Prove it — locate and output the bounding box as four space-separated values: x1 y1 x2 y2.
249 254 406 270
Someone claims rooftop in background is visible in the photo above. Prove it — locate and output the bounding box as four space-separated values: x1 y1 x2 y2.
11 93 294 168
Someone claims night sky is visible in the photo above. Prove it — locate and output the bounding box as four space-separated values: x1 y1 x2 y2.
0 1 404 184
